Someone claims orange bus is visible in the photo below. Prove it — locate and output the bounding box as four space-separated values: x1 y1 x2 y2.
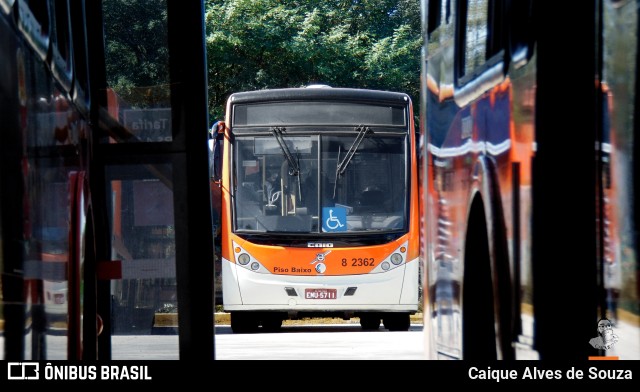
211 86 421 333
419 0 639 360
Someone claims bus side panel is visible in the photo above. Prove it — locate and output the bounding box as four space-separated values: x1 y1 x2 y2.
399 256 420 305
221 256 242 306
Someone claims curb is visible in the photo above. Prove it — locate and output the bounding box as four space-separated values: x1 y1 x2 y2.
153 312 423 326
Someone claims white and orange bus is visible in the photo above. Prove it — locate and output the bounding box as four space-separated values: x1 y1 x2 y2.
211 86 421 333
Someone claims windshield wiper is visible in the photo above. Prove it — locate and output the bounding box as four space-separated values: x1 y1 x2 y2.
271 126 300 176
271 126 302 202
336 125 372 176
333 125 372 198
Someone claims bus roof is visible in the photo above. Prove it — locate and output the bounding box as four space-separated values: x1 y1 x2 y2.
229 87 410 105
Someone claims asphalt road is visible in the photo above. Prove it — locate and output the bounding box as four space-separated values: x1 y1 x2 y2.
105 324 426 360
3 317 637 360
213 324 425 360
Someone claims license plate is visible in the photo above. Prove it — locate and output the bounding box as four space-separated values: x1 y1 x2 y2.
305 288 337 299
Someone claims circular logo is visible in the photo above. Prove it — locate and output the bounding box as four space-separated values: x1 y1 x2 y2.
315 263 326 274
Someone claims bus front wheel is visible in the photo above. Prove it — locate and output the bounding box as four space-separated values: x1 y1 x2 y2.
230 312 259 333
360 314 381 330
383 313 410 331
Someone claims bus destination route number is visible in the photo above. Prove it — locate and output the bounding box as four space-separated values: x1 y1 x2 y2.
305 288 337 299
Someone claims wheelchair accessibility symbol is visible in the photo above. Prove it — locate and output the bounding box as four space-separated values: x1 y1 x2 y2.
322 207 347 232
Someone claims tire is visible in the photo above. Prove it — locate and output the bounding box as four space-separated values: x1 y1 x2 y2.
462 198 497 360
462 195 514 360
383 313 410 331
261 314 283 332
230 312 259 333
359 314 381 330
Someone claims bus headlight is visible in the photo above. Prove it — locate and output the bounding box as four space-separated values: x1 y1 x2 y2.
250 262 260 271
390 253 403 265
381 261 390 270
238 253 250 265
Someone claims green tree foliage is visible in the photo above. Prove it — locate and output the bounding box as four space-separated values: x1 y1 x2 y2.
101 0 421 121
205 0 421 121
103 0 171 107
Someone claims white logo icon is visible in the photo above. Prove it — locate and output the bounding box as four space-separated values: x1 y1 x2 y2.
7 362 40 380
310 250 331 265
315 263 327 274
325 209 344 230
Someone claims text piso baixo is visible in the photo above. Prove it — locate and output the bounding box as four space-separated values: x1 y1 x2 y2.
468 366 632 382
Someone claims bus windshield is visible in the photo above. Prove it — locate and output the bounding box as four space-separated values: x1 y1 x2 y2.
233 131 407 233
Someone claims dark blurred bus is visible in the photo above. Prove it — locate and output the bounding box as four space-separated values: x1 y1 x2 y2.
0 0 214 360
419 0 639 360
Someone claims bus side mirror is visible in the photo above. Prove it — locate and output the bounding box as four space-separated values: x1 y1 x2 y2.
209 121 225 183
